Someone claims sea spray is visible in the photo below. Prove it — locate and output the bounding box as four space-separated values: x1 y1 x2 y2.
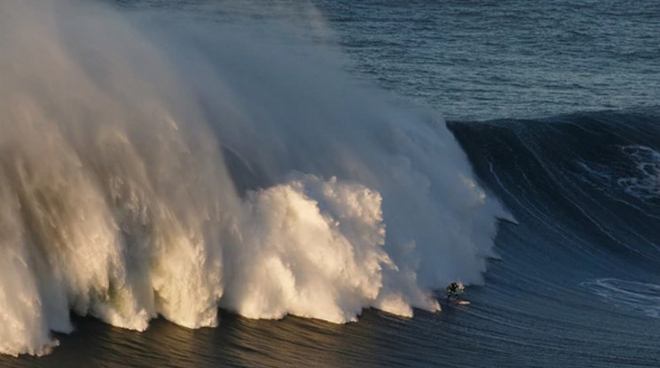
222 174 392 323
0 0 505 356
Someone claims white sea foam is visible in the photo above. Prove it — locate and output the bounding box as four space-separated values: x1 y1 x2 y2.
0 0 506 356
618 145 660 200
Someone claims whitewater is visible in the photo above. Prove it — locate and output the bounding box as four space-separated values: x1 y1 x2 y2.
0 0 505 356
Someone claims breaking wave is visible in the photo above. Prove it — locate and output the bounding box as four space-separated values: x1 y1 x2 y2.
0 0 504 356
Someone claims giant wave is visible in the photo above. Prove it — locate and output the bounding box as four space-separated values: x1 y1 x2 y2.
0 0 505 356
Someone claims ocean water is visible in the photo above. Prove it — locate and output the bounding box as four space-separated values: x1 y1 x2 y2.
1 0 659 367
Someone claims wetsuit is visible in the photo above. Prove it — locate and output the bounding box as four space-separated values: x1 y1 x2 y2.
446 284 459 300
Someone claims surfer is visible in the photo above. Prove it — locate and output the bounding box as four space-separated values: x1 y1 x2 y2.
446 282 463 303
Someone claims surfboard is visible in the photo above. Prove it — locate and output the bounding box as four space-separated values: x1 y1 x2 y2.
456 300 470 305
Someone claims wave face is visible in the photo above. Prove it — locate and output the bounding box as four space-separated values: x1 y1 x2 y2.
442 109 660 366
0 0 505 356
449 108 660 283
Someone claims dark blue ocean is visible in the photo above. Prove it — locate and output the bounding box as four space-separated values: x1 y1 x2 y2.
2 0 660 367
